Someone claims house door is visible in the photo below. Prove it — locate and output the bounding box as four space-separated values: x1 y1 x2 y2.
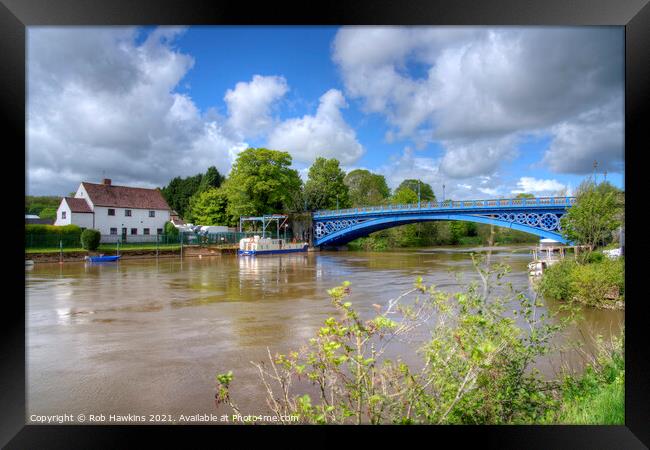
122 227 127 242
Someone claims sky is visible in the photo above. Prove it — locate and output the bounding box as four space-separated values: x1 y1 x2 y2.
26 26 625 200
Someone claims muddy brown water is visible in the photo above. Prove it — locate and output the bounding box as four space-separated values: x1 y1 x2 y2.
26 247 623 423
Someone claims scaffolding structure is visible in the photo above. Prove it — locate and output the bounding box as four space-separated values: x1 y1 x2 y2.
239 214 288 238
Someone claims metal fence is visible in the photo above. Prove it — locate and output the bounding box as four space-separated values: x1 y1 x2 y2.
26 230 295 250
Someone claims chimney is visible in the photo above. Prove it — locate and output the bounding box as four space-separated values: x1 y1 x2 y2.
102 178 112 186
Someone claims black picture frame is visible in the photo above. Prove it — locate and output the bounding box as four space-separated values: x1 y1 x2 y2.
3 0 649 447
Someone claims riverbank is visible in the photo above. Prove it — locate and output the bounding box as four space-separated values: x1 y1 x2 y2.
537 256 624 310
25 245 238 263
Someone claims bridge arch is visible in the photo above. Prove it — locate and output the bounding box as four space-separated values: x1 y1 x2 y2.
314 213 570 247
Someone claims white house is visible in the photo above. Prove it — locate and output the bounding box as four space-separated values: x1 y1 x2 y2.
54 179 171 242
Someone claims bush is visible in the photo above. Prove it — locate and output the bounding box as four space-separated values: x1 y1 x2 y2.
571 259 624 308
164 221 179 237
80 229 101 251
537 258 624 308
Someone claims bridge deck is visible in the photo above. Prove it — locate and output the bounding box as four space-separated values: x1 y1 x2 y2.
314 196 575 219
313 196 576 246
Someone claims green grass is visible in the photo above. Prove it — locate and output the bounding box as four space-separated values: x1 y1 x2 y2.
547 335 625 425
556 376 624 424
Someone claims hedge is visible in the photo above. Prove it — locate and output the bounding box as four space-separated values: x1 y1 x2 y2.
25 224 82 248
26 224 82 237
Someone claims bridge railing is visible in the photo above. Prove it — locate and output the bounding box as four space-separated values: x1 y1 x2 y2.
314 196 576 218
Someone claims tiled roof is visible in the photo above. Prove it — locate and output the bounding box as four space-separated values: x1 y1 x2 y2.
81 182 170 210
64 197 93 213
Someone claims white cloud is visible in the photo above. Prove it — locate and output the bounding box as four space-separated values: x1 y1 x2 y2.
224 75 289 138
333 27 624 177
542 97 624 174
267 89 365 165
512 177 566 195
27 27 248 195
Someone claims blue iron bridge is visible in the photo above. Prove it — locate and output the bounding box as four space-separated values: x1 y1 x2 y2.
313 196 576 247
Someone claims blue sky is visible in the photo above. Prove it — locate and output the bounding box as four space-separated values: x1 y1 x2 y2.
27 26 624 198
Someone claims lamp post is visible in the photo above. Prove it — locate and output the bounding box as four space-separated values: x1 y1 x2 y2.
284 223 288 241
442 183 446 203
336 193 339 210
418 180 421 208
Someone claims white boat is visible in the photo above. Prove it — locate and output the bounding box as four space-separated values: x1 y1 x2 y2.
238 236 308 256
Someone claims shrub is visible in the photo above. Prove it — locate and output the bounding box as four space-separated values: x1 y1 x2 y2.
216 258 573 424
164 221 179 237
586 251 605 263
537 260 577 302
570 259 624 308
537 259 624 308
80 229 101 251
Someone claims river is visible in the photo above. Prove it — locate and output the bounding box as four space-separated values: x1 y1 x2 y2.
25 246 623 423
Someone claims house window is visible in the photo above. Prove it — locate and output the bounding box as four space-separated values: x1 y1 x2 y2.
61 211 66 219
131 228 137 235
125 209 132 217
157 228 163 235
110 228 117 235
108 209 115 216
143 228 150 235
149 210 155 217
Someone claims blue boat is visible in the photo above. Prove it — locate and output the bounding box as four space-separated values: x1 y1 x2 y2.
86 255 121 263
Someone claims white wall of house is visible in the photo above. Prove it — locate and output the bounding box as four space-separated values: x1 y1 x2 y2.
93 206 170 237
71 212 94 229
54 200 72 226
74 184 94 208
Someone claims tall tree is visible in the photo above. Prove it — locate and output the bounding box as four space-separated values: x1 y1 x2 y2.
391 186 419 205
223 148 303 222
186 187 229 225
560 180 624 252
344 169 390 207
396 179 436 202
160 173 203 218
304 157 350 210
198 166 225 192
515 193 535 199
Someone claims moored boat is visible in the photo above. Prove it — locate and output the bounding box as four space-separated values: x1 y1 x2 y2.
86 255 121 263
239 236 308 256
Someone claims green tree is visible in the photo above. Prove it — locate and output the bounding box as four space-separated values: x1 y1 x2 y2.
391 186 419 204
198 166 225 192
396 179 436 202
25 195 61 216
516 193 535 199
161 173 203 218
38 207 58 220
223 148 303 222
304 157 350 210
344 169 390 207
187 187 229 225
560 180 623 251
